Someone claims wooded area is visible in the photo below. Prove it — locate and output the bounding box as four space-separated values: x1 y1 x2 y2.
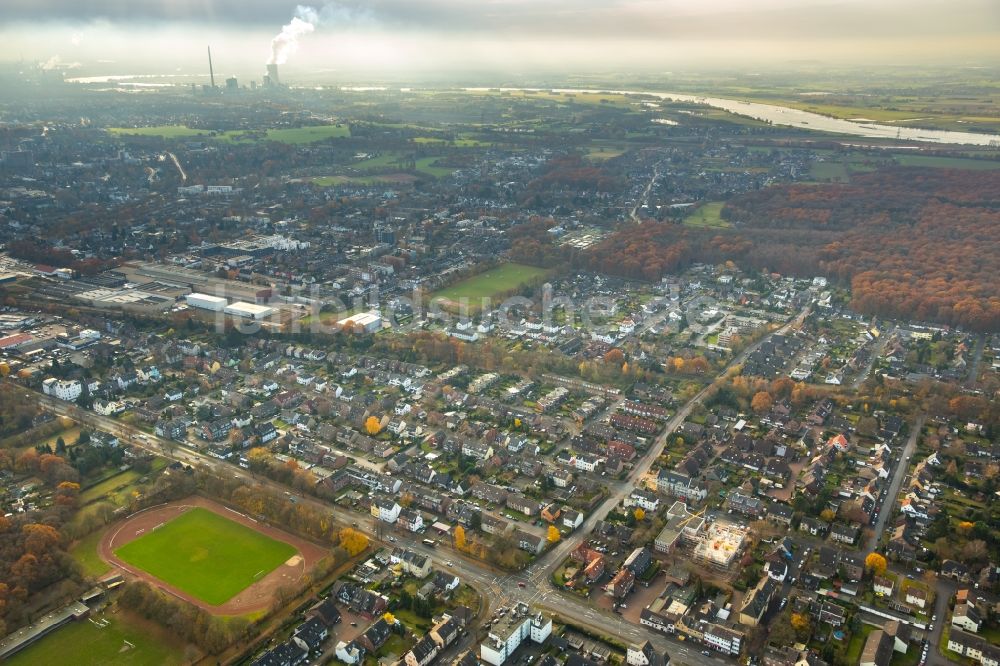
511 168 1000 331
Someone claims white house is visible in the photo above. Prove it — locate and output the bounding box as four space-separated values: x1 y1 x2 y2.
562 509 584 531
371 498 401 524
479 607 551 666
952 604 982 633
873 576 894 597
92 399 125 416
335 641 364 664
42 378 82 402
905 587 927 609
624 489 660 512
574 454 602 473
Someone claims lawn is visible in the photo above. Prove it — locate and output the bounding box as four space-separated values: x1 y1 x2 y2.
70 531 111 578
414 156 455 178
80 469 142 504
811 161 850 182
113 507 297 605
432 263 551 306
353 152 406 170
348 152 453 178
5 612 183 666
260 125 350 143
683 202 730 228
844 624 875 665
312 173 416 186
587 145 627 160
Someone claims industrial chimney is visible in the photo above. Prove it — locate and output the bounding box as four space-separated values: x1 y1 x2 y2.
266 63 280 87
207 46 216 88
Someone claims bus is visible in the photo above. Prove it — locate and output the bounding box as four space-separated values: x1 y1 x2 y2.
422 539 437 548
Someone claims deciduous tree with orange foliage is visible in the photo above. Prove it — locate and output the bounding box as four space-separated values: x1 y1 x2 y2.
339 528 369 557
751 391 773 414
864 552 887 576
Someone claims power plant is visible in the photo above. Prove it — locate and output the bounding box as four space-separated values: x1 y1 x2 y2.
194 46 287 94
264 63 281 88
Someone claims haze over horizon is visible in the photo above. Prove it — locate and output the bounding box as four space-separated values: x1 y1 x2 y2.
3 0 999 81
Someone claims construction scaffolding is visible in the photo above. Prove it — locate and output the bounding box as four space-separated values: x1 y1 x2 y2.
690 520 748 571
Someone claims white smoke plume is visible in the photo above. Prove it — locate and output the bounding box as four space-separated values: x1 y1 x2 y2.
268 5 319 65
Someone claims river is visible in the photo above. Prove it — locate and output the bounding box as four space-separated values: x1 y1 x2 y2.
467 87 1000 147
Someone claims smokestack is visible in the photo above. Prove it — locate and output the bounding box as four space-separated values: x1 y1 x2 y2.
207 46 216 88
266 63 280 87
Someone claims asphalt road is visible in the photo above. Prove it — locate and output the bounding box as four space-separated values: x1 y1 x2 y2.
864 414 924 554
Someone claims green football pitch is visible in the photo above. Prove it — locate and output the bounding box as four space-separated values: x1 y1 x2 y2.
114 507 297 605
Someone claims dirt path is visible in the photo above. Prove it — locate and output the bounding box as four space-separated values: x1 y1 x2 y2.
98 496 328 615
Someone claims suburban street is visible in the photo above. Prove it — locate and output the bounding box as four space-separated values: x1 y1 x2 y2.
865 414 924 553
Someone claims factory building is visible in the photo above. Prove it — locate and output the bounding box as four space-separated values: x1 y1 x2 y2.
186 293 228 312
224 302 275 320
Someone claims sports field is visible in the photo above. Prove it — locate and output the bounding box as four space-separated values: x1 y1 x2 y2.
5 613 182 666
113 507 297 605
432 263 550 305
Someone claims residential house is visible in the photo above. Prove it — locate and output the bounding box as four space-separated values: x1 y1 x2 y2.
605 568 635 599
905 587 927 610
656 470 707 502
739 578 778 627
292 616 329 653
391 549 432 579
335 641 365 665
514 530 545 554
507 495 540 517
371 497 402 523
873 576 894 597
952 603 982 633
626 641 669 666
625 489 660 512
398 508 424 533
829 523 859 546
358 618 392 653
859 629 894 666
562 509 583 531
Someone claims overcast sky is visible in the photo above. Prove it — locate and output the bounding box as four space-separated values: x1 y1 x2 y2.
4 0 999 78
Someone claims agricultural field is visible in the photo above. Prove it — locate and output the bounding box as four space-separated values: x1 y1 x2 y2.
432 263 551 307
113 507 297 605
312 173 416 186
108 124 349 143
349 153 454 178
809 161 850 182
683 202 730 228
255 125 350 143
5 612 183 666
107 125 208 138
893 154 1000 170
586 144 628 160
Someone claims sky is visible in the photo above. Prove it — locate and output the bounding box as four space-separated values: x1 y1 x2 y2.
3 0 999 79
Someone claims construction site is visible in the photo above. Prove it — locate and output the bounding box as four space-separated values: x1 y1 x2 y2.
655 502 749 572
691 521 749 571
